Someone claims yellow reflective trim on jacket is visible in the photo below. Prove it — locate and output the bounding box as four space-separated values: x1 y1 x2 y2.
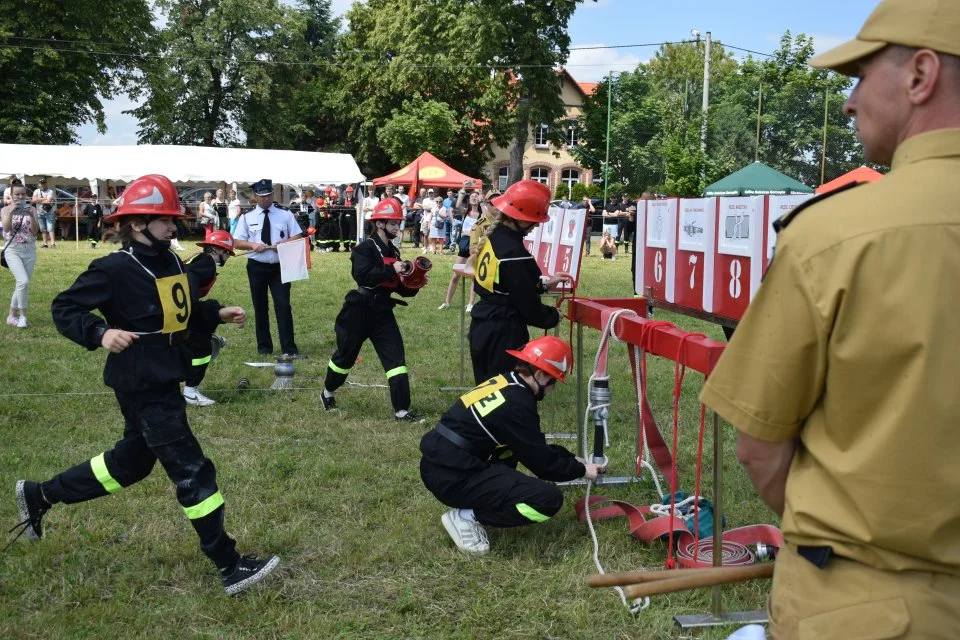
90 453 122 494
191 355 212 366
516 502 550 522
183 491 224 520
328 360 351 375
386 366 408 379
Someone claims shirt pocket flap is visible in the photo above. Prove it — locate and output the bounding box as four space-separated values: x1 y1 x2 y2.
800 597 909 640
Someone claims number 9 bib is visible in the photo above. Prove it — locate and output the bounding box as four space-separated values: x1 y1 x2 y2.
155 273 191 334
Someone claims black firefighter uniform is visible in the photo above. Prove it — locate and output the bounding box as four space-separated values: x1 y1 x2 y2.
420 371 586 527
46 240 240 570
324 232 420 412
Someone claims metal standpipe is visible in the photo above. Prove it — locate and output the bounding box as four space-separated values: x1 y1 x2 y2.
566 298 769 630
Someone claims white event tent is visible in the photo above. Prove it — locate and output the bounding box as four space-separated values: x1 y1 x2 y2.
0 144 366 193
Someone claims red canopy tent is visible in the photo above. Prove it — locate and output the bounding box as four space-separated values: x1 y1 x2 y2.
372 152 481 195
816 165 884 194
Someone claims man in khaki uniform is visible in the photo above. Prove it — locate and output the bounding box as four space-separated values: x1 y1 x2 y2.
699 0 960 637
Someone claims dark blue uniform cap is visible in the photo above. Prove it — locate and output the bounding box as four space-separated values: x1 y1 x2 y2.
252 179 273 196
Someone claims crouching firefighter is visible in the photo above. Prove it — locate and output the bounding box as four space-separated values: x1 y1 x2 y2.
321 197 429 422
10 174 280 595
182 230 236 407
419 336 606 555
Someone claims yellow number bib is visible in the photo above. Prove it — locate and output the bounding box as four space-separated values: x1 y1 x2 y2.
474 242 499 293
156 273 191 334
460 374 508 417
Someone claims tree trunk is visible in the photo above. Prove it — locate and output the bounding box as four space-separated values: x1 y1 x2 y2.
507 116 528 187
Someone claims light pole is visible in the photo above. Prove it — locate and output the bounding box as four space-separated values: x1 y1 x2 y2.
691 29 711 183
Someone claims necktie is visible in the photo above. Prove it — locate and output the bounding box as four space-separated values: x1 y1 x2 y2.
261 208 271 245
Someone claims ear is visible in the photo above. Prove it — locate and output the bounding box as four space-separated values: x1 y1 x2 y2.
907 49 942 105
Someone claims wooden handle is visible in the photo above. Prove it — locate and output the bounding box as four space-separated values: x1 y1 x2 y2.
587 564 770 587
618 564 774 600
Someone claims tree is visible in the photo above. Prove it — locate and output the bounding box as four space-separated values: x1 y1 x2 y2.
0 0 153 144
576 32 862 196
130 0 315 147
469 0 593 185
335 0 516 177
335 0 590 181
242 0 344 151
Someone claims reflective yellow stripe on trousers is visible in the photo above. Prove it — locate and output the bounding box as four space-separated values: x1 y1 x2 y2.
183 491 224 520
386 366 408 379
90 453 123 494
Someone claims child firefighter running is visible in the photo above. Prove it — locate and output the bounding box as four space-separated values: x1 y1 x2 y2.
182 230 237 407
10 174 280 595
321 197 428 422
420 336 606 554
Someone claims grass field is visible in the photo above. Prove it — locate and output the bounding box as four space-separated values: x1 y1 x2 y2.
0 240 777 639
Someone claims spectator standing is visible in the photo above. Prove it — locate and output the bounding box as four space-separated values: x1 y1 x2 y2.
212 188 228 231
232 179 302 356
442 188 457 249
1 185 38 328
394 184 410 249
411 187 427 249
362 185 379 221
438 190 482 311
615 193 632 252
227 189 242 235
428 195 446 255
198 192 218 240
84 198 104 247
601 195 619 241
32 177 56 248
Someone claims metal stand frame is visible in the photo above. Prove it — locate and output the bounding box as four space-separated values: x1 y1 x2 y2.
440 271 472 393
568 297 768 631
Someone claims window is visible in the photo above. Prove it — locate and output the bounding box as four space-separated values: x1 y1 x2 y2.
566 124 577 148
497 166 509 192
534 124 549 147
530 167 550 184
561 169 580 192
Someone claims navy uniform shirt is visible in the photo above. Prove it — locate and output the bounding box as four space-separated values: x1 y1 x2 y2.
233 203 301 264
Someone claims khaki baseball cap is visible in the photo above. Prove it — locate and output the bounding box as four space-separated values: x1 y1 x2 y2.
810 0 960 76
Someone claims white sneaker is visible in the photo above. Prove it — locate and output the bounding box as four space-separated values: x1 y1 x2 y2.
183 389 216 407
5 315 15 326
441 509 489 555
437 303 450 310
15 316 28 328
464 304 474 313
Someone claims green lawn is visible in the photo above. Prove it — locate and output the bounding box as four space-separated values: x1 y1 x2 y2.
0 241 776 639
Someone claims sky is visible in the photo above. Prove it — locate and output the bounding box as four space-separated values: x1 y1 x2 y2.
77 0 879 146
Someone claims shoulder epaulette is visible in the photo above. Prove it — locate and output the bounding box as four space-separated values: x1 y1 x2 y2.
773 181 861 234
274 203 290 211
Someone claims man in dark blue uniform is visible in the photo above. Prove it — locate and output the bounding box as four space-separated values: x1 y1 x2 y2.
232 178 302 356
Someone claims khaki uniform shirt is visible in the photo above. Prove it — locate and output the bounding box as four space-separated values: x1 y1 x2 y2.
701 129 960 576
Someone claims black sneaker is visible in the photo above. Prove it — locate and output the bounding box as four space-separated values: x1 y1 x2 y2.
395 410 425 424
321 393 336 411
221 554 281 595
258 348 273 356
13 480 50 541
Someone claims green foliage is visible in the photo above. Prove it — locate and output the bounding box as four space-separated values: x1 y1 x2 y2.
0 0 153 144
0 244 770 640
130 0 331 147
377 99 459 167
577 32 862 196
336 0 591 180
